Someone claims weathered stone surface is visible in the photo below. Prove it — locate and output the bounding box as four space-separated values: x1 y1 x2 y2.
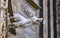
56 0 60 38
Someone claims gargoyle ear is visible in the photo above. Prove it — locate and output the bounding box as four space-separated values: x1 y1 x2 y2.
26 0 41 10
38 18 43 22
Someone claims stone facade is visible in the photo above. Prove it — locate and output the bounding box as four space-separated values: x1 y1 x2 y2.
56 0 60 38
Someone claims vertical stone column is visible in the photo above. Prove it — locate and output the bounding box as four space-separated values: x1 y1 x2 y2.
50 0 54 38
0 0 4 38
56 0 60 38
0 0 8 38
43 0 48 38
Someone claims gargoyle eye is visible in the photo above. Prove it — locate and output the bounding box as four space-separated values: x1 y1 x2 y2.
36 20 39 22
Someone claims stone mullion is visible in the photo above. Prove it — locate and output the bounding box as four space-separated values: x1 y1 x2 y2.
43 0 48 38
50 0 54 38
